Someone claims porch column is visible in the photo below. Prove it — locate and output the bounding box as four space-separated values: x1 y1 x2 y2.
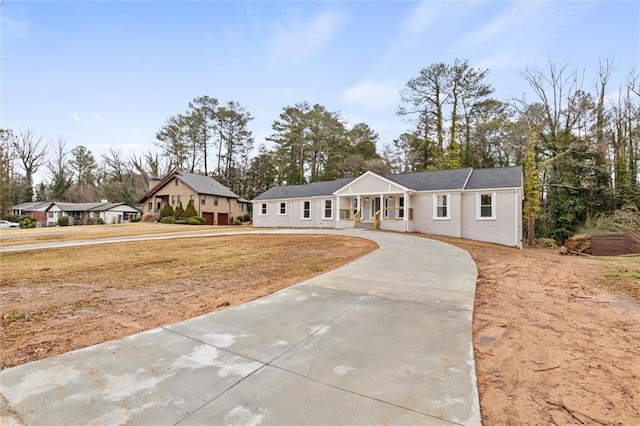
356 195 361 213
379 194 384 222
403 191 409 222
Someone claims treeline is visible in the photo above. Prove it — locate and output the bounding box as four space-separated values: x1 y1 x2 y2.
1 58 638 243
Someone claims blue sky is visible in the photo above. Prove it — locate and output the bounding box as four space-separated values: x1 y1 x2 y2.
2 0 638 178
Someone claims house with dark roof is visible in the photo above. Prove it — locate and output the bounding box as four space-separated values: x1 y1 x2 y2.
252 166 524 247
139 171 248 225
12 201 140 226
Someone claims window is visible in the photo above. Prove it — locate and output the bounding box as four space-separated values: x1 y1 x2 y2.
399 196 404 218
278 202 287 215
260 203 267 215
48 212 54 218
148 202 153 212
171 195 176 205
302 201 311 219
177 195 181 205
175 179 179 186
190 195 194 203
433 194 450 219
200 195 206 205
477 193 496 220
213 196 218 206
323 199 333 219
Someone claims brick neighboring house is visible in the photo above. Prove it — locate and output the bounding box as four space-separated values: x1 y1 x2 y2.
139 171 249 225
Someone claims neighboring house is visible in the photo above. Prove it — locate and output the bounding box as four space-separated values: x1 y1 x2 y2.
10 201 55 225
252 166 524 248
139 171 244 225
12 201 140 226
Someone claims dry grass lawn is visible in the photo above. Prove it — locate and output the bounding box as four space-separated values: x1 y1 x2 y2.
0 233 377 369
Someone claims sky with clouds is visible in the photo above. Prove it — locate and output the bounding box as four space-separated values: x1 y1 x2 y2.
2 0 638 172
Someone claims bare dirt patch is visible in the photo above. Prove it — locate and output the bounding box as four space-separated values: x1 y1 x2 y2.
430 236 640 425
0 234 377 369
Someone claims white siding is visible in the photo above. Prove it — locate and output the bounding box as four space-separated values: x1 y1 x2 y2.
461 189 522 248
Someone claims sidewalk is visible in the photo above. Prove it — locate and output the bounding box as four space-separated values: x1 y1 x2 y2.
0 230 480 425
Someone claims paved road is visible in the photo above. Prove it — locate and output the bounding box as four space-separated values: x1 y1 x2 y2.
0 229 481 425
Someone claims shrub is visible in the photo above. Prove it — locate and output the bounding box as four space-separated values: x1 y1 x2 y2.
97 218 105 225
159 204 174 219
184 202 198 218
19 217 36 228
58 216 70 226
130 216 142 222
242 213 251 222
160 216 176 224
234 218 242 226
188 217 203 225
174 202 185 219
188 216 205 224
536 237 557 248
176 219 188 224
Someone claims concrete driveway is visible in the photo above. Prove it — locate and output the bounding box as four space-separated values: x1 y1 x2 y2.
0 229 480 425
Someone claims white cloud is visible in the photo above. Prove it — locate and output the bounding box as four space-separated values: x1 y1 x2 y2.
2 15 30 41
93 114 103 120
268 9 347 61
70 113 80 122
401 0 437 35
341 78 401 109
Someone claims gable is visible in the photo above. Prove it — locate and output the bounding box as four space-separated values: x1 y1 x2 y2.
334 172 408 195
139 171 239 203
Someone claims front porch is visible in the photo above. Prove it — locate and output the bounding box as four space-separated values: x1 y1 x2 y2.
336 193 413 231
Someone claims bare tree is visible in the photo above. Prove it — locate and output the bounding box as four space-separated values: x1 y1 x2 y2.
12 127 48 202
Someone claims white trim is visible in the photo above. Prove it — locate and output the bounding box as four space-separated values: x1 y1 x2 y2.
476 192 497 220
333 171 409 196
322 198 333 220
432 193 451 220
277 201 287 216
259 202 268 216
301 200 311 220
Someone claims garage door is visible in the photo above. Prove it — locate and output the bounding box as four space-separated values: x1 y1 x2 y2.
217 213 229 225
202 212 214 225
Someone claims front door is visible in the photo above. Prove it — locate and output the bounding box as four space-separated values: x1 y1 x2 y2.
217 213 229 225
372 197 381 218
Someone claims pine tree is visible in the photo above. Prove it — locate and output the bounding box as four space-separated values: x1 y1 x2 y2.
159 204 174 219
174 202 185 219
184 201 198 218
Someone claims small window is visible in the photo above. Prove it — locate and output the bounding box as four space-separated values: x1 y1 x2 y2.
200 195 206 205
148 202 152 212
190 195 194 203
323 199 333 219
260 203 267 215
177 195 181 204
175 179 179 186
278 202 287 215
399 196 404 218
477 193 496 220
434 194 449 219
171 195 176 205
302 201 311 219
213 196 218 206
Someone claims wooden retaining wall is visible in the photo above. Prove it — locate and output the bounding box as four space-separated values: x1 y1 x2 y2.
591 233 639 256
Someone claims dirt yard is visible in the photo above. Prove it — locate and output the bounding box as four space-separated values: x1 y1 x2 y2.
1 227 639 425
453 239 640 425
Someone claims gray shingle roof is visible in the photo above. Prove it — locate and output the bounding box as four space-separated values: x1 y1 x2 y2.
177 172 240 198
251 167 523 201
253 177 355 200
464 166 523 190
385 168 473 191
11 201 54 211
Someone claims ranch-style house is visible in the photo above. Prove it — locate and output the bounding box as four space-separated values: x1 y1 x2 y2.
252 166 524 248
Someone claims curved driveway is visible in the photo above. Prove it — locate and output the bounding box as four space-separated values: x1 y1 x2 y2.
0 229 481 426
